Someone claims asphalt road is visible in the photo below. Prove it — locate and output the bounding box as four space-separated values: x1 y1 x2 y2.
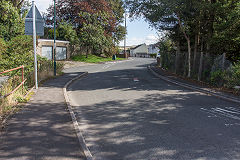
67 58 240 160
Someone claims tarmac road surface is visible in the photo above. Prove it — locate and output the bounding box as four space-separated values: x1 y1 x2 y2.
67 58 240 160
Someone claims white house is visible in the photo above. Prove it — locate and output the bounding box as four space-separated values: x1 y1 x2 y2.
148 43 159 54
130 43 148 57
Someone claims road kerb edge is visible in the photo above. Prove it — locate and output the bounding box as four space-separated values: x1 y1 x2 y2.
63 72 93 160
148 66 240 105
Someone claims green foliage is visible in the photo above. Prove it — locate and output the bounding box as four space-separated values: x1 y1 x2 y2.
106 0 126 43
57 22 79 45
113 25 127 44
211 1 240 61
78 11 113 56
224 62 240 88
0 35 34 76
46 0 126 55
47 28 59 40
150 53 157 58
210 70 225 87
0 0 24 41
16 96 27 103
0 38 7 59
127 0 240 63
210 62 240 88
46 21 78 45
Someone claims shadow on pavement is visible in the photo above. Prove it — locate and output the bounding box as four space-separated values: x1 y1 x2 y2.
0 72 86 160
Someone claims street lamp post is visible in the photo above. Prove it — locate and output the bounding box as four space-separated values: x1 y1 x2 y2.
124 11 127 59
53 0 56 76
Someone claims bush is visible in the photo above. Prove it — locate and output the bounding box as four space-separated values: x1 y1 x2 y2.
0 38 7 59
224 62 240 88
0 0 24 41
0 35 34 76
150 53 157 58
210 70 225 87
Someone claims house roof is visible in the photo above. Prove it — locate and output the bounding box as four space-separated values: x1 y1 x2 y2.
148 43 159 48
131 44 146 50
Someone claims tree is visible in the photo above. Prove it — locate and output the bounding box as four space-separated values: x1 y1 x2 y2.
0 0 25 9
46 0 126 55
211 1 240 61
0 0 24 41
106 0 126 43
78 12 112 57
126 0 198 77
127 0 240 79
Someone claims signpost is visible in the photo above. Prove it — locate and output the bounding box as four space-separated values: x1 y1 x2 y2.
25 1 44 89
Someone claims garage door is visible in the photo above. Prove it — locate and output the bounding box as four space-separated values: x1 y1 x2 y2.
56 47 67 60
42 46 53 60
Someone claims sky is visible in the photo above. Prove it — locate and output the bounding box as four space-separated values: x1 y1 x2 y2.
34 0 159 46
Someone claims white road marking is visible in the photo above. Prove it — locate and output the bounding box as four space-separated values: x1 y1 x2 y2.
201 107 240 121
133 78 139 82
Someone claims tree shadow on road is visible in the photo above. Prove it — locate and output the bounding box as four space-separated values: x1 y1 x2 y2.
68 68 240 160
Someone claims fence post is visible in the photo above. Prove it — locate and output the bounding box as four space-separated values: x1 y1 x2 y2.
222 53 226 71
198 41 204 81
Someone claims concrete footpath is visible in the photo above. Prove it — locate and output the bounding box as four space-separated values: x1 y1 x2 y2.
0 72 86 160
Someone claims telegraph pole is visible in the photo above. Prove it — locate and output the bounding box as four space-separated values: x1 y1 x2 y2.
124 11 127 58
32 1 38 89
53 0 56 76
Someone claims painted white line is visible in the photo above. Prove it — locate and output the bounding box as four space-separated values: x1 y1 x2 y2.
133 78 139 82
215 107 240 115
201 107 240 121
63 72 93 160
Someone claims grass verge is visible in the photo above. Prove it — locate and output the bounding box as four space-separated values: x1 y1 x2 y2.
71 54 125 63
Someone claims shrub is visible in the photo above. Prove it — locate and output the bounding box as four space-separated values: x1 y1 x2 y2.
224 62 240 88
0 38 7 59
150 53 157 58
210 70 225 87
0 35 34 76
0 0 24 41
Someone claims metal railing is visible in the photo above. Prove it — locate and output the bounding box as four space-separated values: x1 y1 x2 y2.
0 66 26 98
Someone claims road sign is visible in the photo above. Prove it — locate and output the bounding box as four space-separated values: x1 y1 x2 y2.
25 5 44 36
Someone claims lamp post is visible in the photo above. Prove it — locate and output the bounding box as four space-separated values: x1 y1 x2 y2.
53 0 56 76
124 11 127 58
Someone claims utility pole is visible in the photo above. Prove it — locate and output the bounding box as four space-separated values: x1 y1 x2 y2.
124 10 127 58
53 0 56 76
32 1 38 89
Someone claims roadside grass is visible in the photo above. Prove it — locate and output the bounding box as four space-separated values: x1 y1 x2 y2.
71 54 125 63
0 79 28 125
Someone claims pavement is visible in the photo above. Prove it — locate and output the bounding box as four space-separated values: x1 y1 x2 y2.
68 58 240 160
0 72 87 160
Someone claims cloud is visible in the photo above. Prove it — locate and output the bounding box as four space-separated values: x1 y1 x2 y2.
120 34 159 46
35 0 52 13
